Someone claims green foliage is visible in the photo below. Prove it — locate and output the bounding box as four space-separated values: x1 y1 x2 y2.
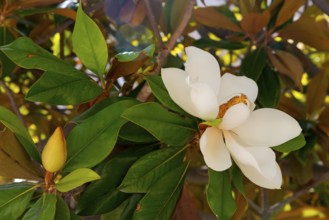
23 194 57 220
72 4 108 78
55 168 101 192
273 133 306 153
0 184 35 219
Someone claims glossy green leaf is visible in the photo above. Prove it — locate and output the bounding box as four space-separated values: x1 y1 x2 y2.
145 75 185 114
115 44 155 62
0 37 103 105
122 102 196 146
72 4 108 77
54 196 70 220
64 100 139 172
257 65 281 108
240 47 267 81
56 168 101 192
102 194 144 220
133 163 188 220
207 169 236 220
193 39 246 50
26 70 103 105
273 133 306 153
0 107 40 162
119 146 186 193
73 97 136 123
119 122 157 143
0 183 35 220
0 27 16 78
23 193 57 220
77 146 155 215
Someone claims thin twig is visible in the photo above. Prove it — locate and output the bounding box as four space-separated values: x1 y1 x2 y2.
154 0 196 74
261 188 269 220
269 172 329 212
0 80 26 126
143 0 165 49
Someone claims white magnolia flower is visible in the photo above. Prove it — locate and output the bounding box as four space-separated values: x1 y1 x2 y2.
161 46 302 189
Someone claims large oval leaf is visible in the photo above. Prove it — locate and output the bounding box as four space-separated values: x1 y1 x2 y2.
63 100 139 172
118 146 186 193
122 102 196 146
0 183 35 220
23 194 57 220
72 4 108 77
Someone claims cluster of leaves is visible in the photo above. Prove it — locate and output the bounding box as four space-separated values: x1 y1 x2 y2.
0 0 328 219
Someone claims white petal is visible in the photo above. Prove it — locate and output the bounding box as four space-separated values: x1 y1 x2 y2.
190 82 219 120
217 73 258 104
233 108 302 147
185 47 221 95
219 103 251 130
224 131 282 189
200 127 232 171
161 68 199 117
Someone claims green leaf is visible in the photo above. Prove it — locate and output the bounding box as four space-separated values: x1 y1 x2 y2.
0 37 103 105
133 163 188 220
64 100 139 172
72 4 108 77
77 146 155 215
23 194 57 220
119 146 186 193
119 122 157 143
257 65 280 108
122 102 196 146
240 47 267 81
26 70 103 105
272 133 306 153
207 169 236 220
102 194 144 220
0 183 35 220
56 168 101 192
115 44 155 62
0 107 40 162
201 118 222 127
145 75 185 114
0 27 16 78
73 97 136 123
54 196 70 220
193 39 246 50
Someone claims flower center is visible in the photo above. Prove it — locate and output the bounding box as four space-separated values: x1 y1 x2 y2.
217 94 248 118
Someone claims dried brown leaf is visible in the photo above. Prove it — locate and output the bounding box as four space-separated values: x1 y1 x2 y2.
267 50 304 90
193 7 242 32
306 70 329 115
275 0 306 27
240 11 270 36
279 15 329 50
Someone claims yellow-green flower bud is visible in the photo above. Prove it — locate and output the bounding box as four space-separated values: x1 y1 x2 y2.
42 127 67 173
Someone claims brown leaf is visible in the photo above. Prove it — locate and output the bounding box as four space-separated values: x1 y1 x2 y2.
120 0 146 26
275 0 306 27
53 8 77 20
279 15 329 50
267 49 303 90
232 190 248 220
172 184 200 220
107 53 149 80
193 7 242 32
239 0 257 15
14 0 64 9
240 11 270 36
0 127 42 180
318 106 329 137
278 95 305 119
306 70 329 115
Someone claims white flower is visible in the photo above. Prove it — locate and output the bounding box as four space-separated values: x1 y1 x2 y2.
161 46 302 189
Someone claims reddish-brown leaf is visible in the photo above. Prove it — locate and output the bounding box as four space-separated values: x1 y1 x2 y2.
306 70 329 115
318 106 329 137
267 49 304 90
193 7 242 32
279 15 329 50
240 11 270 36
275 0 306 27
53 8 77 20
